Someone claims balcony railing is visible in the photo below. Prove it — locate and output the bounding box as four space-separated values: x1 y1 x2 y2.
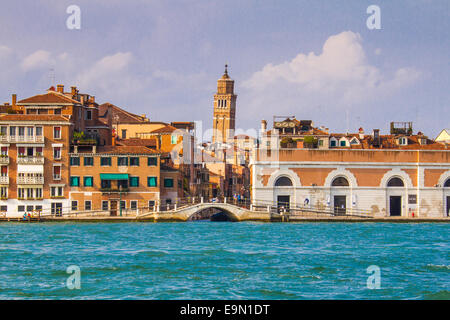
0 135 44 143
0 176 9 184
53 174 61 180
17 176 44 184
17 156 44 164
0 156 9 164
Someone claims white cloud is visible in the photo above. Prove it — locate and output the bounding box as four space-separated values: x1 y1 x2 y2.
21 50 52 71
243 31 420 106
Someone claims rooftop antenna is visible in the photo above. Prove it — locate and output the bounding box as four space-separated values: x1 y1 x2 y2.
48 68 55 87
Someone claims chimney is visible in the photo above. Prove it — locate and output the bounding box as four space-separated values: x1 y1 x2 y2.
373 129 380 147
71 86 77 98
359 127 364 139
56 84 64 93
12 94 17 106
261 120 267 133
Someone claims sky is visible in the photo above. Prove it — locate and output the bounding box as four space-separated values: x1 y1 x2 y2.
0 0 448 139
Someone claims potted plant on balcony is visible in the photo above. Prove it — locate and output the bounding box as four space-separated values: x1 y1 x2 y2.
72 131 85 144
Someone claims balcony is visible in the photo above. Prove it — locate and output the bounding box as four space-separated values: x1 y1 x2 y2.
0 135 44 143
0 155 9 164
53 174 61 180
0 176 9 185
17 176 44 184
17 156 44 165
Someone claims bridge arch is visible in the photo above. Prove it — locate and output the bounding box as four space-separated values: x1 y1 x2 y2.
186 203 241 221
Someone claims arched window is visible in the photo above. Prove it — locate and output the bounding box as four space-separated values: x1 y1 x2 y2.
444 179 450 187
387 177 404 187
331 176 349 186
275 176 293 187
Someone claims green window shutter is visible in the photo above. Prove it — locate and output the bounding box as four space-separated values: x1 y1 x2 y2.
164 178 174 188
70 176 79 186
148 157 157 166
118 157 128 166
84 176 93 187
130 176 139 187
147 176 157 187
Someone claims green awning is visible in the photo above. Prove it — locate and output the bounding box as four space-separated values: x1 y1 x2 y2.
100 173 129 180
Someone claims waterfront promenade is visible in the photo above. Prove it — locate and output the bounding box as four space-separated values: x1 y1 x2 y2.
1 198 449 223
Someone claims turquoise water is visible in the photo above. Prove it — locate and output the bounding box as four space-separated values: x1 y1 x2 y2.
0 222 448 300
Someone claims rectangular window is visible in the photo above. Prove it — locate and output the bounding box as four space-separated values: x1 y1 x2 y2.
84 176 93 187
84 157 94 166
70 176 80 187
100 157 111 166
171 135 177 144
53 165 61 180
53 147 61 159
26 205 34 212
129 176 139 187
18 205 25 212
118 157 128 166
130 157 139 166
148 200 155 208
148 157 157 166
130 200 137 210
70 157 80 166
121 129 127 139
101 180 111 189
36 127 43 136
0 205 7 212
120 201 126 210
340 140 346 147
164 178 174 188
35 205 42 212
0 126 6 136
27 127 34 137
53 127 61 139
147 176 157 187
18 127 25 136
71 201 78 211
102 201 108 211
86 110 92 120
9 126 15 136
85 201 91 211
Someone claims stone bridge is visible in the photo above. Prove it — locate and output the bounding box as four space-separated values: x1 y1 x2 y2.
137 202 271 222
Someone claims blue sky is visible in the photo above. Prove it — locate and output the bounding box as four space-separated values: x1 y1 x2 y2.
0 0 448 138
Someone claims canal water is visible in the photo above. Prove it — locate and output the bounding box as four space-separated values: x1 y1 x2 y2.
0 222 448 299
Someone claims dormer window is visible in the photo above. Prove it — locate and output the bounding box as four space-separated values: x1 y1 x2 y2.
340 140 347 147
398 137 408 145
330 140 337 147
350 138 359 145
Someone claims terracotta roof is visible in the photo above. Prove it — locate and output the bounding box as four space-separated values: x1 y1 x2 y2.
0 114 70 122
17 91 80 105
116 138 157 147
98 103 148 124
150 125 177 134
96 145 160 155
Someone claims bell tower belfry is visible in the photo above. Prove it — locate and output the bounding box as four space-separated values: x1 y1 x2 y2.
212 64 237 145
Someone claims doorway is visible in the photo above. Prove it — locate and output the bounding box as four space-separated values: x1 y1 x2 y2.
110 200 118 216
51 203 63 216
277 195 290 213
389 196 402 216
334 196 346 215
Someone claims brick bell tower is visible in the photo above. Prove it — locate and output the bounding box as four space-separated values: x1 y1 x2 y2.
212 64 237 145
